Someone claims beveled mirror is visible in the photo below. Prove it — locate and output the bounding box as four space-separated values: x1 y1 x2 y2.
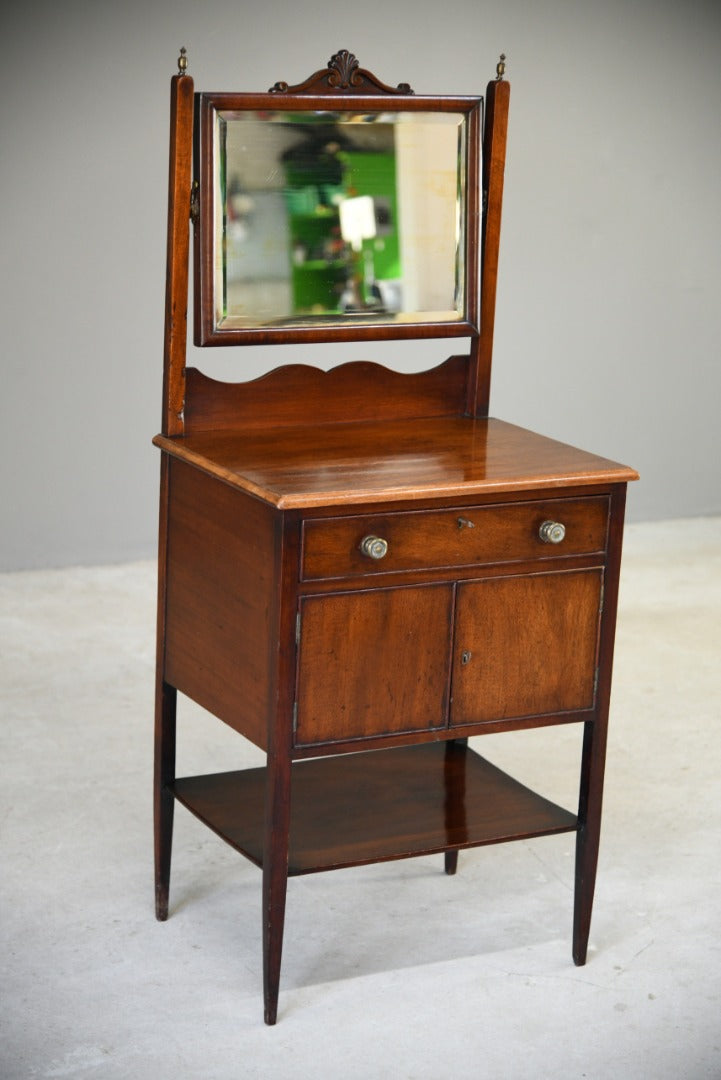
194 52 481 345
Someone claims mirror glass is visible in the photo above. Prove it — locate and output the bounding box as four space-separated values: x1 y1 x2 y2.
209 109 471 335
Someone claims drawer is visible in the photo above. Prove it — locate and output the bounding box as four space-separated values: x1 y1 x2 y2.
301 496 609 581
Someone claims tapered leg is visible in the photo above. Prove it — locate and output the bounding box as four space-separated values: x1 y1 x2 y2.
573 719 608 965
444 738 467 875
573 484 626 964
262 749 291 1025
154 680 177 921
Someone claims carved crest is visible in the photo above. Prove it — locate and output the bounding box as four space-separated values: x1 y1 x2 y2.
327 49 361 89
270 51 413 95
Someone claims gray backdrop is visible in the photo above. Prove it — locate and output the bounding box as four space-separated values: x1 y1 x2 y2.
2 0 720 570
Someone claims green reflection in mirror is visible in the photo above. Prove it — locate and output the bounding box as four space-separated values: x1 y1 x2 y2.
214 111 467 330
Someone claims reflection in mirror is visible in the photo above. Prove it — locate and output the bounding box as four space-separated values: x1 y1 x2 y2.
213 111 469 331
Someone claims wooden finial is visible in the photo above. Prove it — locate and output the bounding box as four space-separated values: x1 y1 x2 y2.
177 47 188 76
496 53 506 80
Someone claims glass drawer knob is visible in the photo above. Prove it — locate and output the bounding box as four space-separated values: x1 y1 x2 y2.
360 535 389 560
539 520 566 544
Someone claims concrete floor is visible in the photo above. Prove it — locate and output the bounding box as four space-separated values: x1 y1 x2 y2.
1 516 720 1079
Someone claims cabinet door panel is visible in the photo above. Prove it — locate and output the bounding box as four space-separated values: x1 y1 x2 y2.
452 569 603 725
296 585 453 747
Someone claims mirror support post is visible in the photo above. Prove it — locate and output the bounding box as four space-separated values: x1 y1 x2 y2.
162 71 194 438
155 64 194 928
470 74 510 418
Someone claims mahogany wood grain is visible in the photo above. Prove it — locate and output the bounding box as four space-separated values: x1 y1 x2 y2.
198 90 478 115
290 694 602 761
293 481 620 526
268 50 416 96
262 505 299 1024
451 568 603 725
162 73 193 437
154 678 176 921
263 703 292 1026
295 585 453 746
155 56 639 1024
573 484 627 965
301 495 609 580
184 356 470 433
444 850 460 875
298 550 607 608
163 459 277 750
471 76 510 417
154 416 638 509
198 317 477 349
194 81 481 347
155 70 194 921
172 742 577 875
154 453 176 921
444 738 467 874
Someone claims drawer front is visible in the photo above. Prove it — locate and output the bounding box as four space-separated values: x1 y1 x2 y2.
301 496 609 581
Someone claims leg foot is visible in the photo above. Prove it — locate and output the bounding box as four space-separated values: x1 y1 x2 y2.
444 850 459 875
572 826 595 967
155 882 170 923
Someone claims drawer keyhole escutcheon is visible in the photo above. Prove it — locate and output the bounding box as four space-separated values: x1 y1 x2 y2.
461 649 472 666
539 520 566 544
457 516 475 529
360 535 389 560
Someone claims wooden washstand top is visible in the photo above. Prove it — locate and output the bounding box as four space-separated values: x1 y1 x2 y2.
154 415 638 510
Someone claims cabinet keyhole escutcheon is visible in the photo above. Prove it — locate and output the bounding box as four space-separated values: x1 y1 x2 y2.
461 649 472 665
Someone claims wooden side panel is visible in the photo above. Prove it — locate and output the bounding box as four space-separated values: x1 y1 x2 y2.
296 584 454 746
184 356 469 433
451 568 603 725
163 458 277 749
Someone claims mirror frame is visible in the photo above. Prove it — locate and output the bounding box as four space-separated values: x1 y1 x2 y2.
193 53 482 346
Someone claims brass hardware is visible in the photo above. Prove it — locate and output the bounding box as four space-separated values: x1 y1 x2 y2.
457 516 475 530
539 520 566 544
177 47 188 76
360 535 389 560
461 650 472 666
496 53 506 81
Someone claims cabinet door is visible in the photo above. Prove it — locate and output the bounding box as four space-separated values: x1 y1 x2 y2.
296 584 453 747
451 569 603 726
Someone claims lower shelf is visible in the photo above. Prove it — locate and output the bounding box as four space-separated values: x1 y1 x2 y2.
172 741 577 876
